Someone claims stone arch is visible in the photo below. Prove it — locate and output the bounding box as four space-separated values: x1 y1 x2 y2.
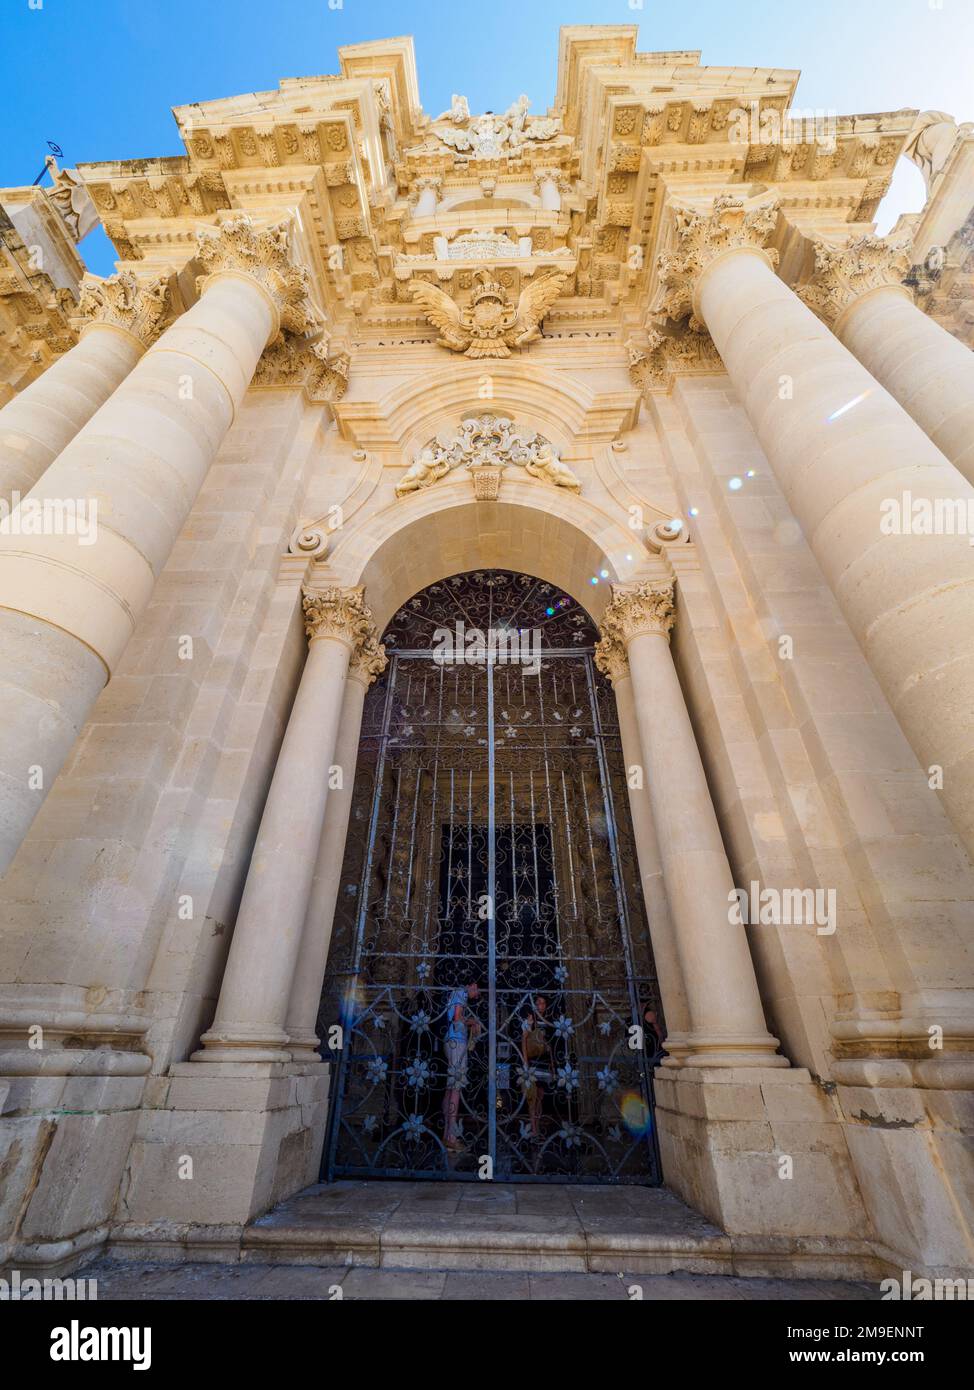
333 359 638 458
322 481 649 632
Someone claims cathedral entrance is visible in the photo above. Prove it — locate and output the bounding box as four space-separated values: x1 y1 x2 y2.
319 570 662 1183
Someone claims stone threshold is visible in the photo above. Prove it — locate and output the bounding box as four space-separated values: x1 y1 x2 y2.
105 1181 885 1281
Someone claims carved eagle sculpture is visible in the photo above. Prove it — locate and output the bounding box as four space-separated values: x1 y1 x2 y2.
408 268 569 359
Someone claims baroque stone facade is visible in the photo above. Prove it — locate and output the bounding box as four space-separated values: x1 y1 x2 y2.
1 28 973 1286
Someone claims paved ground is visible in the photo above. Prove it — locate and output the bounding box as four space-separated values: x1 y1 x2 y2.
86 1259 880 1301
86 1181 881 1300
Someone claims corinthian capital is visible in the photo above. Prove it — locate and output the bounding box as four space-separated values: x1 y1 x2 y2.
653 194 779 324
76 270 172 348
597 581 676 657
796 233 913 329
301 586 384 680
196 215 321 335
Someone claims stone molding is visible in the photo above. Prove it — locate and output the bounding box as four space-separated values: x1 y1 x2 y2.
796 232 914 329
301 586 385 684
653 194 779 326
596 580 676 662
76 270 172 348
195 215 321 335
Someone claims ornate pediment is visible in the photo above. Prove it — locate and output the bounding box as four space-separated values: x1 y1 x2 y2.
395 414 581 500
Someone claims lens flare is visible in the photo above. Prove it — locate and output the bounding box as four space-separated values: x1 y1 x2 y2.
619 1090 652 1136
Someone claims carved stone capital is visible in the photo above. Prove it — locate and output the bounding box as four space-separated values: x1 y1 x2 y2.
76 271 172 348
653 194 779 324
195 216 321 335
301 586 379 662
593 630 629 685
597 581 676 657
627 327 724 394
349 632 388 687
796 233 913 329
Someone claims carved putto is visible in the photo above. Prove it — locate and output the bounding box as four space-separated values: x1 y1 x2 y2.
409 267 568 358
424 95 561 159
395 414 581 499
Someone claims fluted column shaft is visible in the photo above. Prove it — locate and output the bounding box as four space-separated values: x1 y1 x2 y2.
837 287 974 486
196 588 384 1063
0 217 318 874
0 272 173 505
285 650 384 1061
797 233 974 485
0 328 141 503
598 583 785 1068
657 195 974 860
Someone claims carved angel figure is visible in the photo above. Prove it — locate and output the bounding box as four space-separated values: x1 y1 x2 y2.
523 441 581 492
409 268 568 358
395 447 453 497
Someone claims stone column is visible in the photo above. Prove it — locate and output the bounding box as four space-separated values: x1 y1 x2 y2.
594 636 691 1059
195 587 382 1064
535 171 562 212
654 193 974 861
597 580 785 1068
285 636 387 1061
412 177 441 218
797 233 974 485
0 216 319 875
0 272 171 504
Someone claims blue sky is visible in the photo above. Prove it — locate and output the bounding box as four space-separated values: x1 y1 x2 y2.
3 0 972 274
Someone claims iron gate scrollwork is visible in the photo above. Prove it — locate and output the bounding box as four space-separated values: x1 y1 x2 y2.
319 570 663 1183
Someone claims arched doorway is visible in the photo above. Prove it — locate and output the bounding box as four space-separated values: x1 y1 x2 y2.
318 570 662 1183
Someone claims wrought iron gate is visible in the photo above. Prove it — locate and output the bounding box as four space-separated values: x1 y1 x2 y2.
319 571 662 1183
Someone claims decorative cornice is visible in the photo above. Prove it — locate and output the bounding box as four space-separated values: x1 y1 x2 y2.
652 194 779 326
596 581 676 660
301 586 383 683
796 232 913 329
76 270 172 348
195 215 322 335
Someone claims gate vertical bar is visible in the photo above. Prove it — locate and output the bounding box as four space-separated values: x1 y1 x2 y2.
486 650 497 1170
323 655 398 1180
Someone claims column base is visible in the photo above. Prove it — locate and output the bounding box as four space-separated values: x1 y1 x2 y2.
192 1025 291 1064
284 1029 322 1064
675 1033 789 1068
113 1060 330 1234
655 1065 867 1240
